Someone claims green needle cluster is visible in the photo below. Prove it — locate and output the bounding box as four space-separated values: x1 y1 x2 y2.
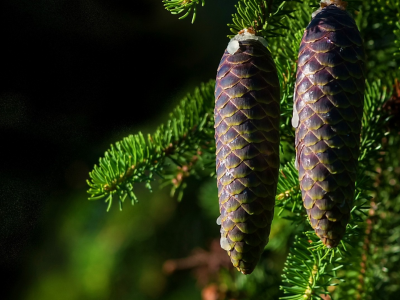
87 81 215 210
163 0 205 23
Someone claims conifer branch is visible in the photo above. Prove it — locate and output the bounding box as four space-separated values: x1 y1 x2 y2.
276 59 297 142
280 232 343 300
228 0 302 38
87 81 215 210
358 81 390 168
275 161 303 224
163 0 205 23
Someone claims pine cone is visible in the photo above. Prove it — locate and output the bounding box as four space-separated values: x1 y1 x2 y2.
293 5 365 247
215 33 280 274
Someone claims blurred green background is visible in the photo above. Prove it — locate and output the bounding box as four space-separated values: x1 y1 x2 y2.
0 1 294 299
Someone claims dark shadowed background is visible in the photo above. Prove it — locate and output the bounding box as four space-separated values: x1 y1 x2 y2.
0 1 243 299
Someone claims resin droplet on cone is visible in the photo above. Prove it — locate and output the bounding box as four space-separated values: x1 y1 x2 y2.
215 29 280 274
293 4 365 247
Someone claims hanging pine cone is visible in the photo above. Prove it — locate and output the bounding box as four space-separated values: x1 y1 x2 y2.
293 1 365 248
214 29 280 274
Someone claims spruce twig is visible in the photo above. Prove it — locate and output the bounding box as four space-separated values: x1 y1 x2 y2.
228 0 303 38
163 0 205 23
87 81 215 210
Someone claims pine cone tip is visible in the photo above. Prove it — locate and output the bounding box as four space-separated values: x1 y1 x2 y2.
227 28 268 55
239 267 254 275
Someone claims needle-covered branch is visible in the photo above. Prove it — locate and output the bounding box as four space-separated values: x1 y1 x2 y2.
87 81 215 210
275 161 303 223
281 232 344 300
228 0 302 38
163 0 205 23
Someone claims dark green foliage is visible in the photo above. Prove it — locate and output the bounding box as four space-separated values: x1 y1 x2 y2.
275 161 303 224
395 22 400 67
355 0 400 82
228 0 301 38
215 39 280 274
365 135 400 299
281 231 344 300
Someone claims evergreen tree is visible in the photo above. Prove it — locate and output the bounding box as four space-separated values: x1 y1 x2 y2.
87 1 400 299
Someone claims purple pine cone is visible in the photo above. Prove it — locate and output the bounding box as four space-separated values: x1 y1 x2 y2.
293 5 366 247
215 36 280 274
